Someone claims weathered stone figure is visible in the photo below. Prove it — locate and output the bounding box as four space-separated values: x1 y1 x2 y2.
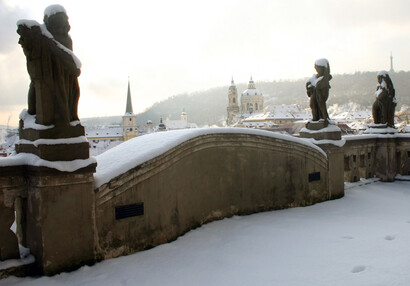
372 71 396 127
306 59 332 121
17 5 81 127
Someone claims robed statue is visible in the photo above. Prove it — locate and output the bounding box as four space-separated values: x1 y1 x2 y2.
306 59 332 122
372 71 396 127
17 5 81 127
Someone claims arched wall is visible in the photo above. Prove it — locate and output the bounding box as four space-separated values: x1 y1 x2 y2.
94 133 328 259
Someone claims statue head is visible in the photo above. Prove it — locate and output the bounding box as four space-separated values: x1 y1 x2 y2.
377 70 389 85
314 58 330 77
43 5 72 50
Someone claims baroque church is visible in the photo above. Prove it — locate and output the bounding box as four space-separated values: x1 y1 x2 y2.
226 77 264 126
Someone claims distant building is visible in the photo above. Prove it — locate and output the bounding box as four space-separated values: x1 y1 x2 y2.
165 109 198 131
86 80 139 155
226 76 264 126
122 79 138 141
226 78 240 126
157 117 167 131
240 77 264 114
239 105 311 128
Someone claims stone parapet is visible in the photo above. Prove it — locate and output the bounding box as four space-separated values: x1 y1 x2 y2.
94 133 330 260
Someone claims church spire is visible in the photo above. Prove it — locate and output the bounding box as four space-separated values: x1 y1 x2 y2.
125 78 133 114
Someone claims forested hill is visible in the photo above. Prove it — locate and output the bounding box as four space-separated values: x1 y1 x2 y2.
83 71 410 128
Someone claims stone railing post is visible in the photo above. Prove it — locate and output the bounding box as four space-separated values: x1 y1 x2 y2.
0 166 26 261
300 121 345 199
375 137 397 182
24 167 96 275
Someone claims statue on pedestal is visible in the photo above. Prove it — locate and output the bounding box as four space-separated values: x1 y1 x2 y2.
306 59 332 122
372 71 396 127
17 4 81 127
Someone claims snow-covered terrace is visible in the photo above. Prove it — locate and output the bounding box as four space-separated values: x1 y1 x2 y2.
2 178 409 286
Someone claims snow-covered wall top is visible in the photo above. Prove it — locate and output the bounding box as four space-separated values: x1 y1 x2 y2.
343 132 410 141
94 128 327 188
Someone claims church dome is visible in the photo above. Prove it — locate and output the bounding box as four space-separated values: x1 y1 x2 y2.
241 77 262 97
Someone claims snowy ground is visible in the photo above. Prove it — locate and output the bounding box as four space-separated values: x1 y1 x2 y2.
1 179 410 286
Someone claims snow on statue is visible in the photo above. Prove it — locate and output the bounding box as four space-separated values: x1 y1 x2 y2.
17 4 81 127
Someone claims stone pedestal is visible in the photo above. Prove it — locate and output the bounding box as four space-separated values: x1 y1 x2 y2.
25 168 96 275
364 124 398 182
364 123 398 135
319 144 344 199
0 195 20 261
0 167 26 262
375 137 397 182
16 121 90 162
300 121 344 199
13 119 98 275
299 121 342 140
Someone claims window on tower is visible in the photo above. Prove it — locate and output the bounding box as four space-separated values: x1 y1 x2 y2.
255 103 258 110
233 97 236 103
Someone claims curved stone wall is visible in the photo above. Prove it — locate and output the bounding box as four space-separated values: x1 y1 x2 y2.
94 132 328 259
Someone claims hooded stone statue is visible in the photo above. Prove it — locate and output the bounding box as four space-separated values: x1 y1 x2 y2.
306 58 332 122
372 71 396 127
17 4 81 127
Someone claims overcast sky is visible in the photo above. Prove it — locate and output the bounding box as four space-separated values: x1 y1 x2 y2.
1 0 410 126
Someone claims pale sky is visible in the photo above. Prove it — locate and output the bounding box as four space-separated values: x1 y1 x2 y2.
1 0 410 126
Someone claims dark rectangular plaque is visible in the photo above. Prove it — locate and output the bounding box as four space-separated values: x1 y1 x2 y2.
115 203 144 220
308 172 321 182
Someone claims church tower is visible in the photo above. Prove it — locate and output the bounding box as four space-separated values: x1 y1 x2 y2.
226 77 240 125
122 78 138 141
181 108 188 122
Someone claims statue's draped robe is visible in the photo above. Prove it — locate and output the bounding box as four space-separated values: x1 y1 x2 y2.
18 24 80 127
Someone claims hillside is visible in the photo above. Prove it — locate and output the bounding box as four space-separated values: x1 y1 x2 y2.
82 71 410 127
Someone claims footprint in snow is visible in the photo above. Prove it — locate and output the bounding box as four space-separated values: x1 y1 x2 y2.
384 235 395 241
351 265 366 273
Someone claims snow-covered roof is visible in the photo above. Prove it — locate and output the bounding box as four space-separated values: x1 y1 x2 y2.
241 77 262 97
332 110 372 122
165 120 189 130
242 112 270 121
94 128 327 188
241 88 262 97
86 127 123 138
401 125 410 133
293 112 312 120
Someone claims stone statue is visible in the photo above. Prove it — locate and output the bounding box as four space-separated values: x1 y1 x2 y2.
306 59 332 121
372 71 396 127
17 5 81 127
